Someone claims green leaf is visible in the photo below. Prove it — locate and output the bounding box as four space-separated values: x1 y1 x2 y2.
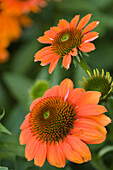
0 107 5 120
98 145 113 157
3 72 32 110
0 167 8 170
0 123 12 135
4 104 26 135
0 134 24 159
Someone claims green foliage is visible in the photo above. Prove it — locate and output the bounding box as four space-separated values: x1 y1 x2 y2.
0 167 8 170
0 108 12 135
3 72 32 110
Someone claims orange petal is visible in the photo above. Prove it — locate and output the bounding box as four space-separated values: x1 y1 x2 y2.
70 47 77 56
77 14 92 30
79 42 95 52
25 113 30 119
82 32 99 43
19 128 32 145
82 21 100 34
30 97 42 111
76 104 107 116
66 135 91 162
34 46 52 61
43 85 60 98
83 114 111 126
58 19 70 30
75 118 107 136
40 53 57 66
62 53 71 69
48 55 61 74
38 36 52 44
25 137 40 161
68 88 85 104
20 116 29 129
75 91 101 107
35 52 54 62
50 26 61 33
70 15 80 28
47 142 66 168
59 78 74 100
44 30 56 39
34 142 47 167
70 128 83 136
59 140 83 164
76 128 106 144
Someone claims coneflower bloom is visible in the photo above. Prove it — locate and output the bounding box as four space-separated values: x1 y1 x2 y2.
19 78 111 168
1 0 48 16
34 14 99 73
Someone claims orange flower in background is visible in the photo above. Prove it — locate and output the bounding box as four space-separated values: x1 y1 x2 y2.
0 11 32 63
0 12 32 44
0 46 9 63
0 33 10 64
34 14 99 73
19 78 111 168
1 0 49 16
0 12 22 43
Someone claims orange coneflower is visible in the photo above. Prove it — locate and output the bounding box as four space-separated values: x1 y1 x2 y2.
34 14 99 73
1 0 48 16
0 12 32 44
19 78 111 168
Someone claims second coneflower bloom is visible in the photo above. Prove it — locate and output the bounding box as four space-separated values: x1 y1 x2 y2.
34 14 99 73
19 78 111 168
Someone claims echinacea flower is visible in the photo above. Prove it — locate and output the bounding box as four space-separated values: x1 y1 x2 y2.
19 78 111 168
80 69 113 100
34 14 99 73
1 0 48 16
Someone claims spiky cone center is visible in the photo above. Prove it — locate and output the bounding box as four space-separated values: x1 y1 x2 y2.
29 97 76 143
84 76 112 100
52 28 83 56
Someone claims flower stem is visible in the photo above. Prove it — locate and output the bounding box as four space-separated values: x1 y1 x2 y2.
75 53 93 75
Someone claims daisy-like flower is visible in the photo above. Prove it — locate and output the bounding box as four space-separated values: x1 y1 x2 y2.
19 78 111 168
1 0 48 16
34 14 99 74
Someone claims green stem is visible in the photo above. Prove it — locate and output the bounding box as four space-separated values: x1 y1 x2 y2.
75 53 93 75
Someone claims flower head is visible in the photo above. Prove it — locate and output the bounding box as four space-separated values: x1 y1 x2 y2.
80 69 113 100
34 14 99 73
19 78 111 168
1 0 48 16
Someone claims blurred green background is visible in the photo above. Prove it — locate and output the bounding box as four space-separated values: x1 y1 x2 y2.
0 0 113 169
